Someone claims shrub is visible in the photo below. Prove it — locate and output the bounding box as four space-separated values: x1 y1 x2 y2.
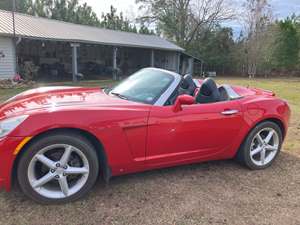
20 61 39 81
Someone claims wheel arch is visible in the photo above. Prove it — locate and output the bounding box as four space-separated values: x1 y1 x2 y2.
264 118 285 139
11 127 111 187
250 117 286 140
235 117 285 158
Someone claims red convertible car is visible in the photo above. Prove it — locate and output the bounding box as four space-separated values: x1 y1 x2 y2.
0 68 290 203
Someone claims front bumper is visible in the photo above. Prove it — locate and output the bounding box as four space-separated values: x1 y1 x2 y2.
0 137 25 191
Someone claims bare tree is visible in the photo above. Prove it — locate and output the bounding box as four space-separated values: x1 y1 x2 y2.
241 0 273 78
136 0 235 48
187 0 235 46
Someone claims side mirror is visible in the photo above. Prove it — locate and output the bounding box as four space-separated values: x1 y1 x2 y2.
172 94 195 112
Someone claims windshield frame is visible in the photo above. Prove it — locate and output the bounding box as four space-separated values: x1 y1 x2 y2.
109 68 182 106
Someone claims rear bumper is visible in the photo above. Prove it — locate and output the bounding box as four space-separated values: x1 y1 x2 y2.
0 137 25 191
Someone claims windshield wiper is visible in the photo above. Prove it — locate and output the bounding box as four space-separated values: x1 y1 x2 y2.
103 87 112 94
110 92 129 100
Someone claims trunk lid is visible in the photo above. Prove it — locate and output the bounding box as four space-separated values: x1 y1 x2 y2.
231 85 275 97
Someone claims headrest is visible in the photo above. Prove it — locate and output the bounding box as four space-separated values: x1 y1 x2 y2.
181 74 194 88
200 78 218 96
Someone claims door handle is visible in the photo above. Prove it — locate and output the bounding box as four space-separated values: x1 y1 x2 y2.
221 109 239 115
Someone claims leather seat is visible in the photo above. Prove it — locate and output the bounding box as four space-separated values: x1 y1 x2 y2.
196 78 221 103
218 86 229 101
179 74 197 96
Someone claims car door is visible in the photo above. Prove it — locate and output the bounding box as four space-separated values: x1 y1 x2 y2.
146 100 243 167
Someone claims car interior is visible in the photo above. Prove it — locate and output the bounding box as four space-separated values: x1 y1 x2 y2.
165 75 231 106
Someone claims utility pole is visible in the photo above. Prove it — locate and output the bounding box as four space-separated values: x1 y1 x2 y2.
12 0 18 74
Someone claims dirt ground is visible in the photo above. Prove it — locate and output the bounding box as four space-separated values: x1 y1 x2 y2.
0 152 299 225
0 78 300 225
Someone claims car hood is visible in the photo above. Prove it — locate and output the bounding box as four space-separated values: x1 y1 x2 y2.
0 86 136 120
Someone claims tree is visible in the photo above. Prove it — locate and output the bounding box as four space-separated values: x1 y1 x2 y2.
0 0 33 13
1 1 154 34
188 26 235 74
0 0 101 26
136 0 235 48
100 6 137 32
273 15 300 70
31 0 52 17
33 0 100 26
139 22 155 34
241 0 273 77
0 0 11 10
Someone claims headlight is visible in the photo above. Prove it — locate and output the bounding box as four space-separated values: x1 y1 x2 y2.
0 115 29 138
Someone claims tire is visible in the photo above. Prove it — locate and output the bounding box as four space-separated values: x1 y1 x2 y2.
236 121 283 170
17 133 99 204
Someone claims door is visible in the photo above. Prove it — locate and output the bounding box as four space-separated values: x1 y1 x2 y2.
146 100 243 167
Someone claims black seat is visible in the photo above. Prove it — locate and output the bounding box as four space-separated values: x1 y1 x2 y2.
179 74 197 96
218 86 229 101
196 78 221 104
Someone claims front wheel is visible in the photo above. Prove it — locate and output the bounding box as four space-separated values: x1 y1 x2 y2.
237 121 283 170
17 133 99 204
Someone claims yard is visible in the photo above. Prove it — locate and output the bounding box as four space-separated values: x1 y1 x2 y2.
0 77 299 225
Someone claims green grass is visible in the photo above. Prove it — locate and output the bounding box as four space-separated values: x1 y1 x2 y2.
0 77 299 154
0 87 28 103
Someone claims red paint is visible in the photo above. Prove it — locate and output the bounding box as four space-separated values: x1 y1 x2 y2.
173 94 195 112
0 137 24 191
0 84 291 191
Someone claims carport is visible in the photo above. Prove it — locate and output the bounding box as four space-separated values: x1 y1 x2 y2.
0 9 195 82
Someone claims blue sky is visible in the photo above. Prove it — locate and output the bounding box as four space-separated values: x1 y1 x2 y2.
271 0 300 18
224 0 300 37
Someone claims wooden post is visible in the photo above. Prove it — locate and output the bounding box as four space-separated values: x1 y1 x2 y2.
113 46 118 80
71 43 80 82
188 57 194 75
150 49 155 67
176 52 181 73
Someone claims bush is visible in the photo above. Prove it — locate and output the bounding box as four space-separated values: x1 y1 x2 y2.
0 79 35 89
20 61 39 81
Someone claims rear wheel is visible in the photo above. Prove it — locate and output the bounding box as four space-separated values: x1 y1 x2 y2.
237 121 283 170
17 133 99 204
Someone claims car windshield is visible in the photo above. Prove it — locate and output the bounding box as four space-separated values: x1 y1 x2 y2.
109 68 175 104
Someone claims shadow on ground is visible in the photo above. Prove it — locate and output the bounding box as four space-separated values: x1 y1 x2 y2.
1 152 300 225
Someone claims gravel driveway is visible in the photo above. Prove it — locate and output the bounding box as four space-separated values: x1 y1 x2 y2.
0 151 299 225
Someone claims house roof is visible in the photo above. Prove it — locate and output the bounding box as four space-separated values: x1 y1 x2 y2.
182 52 204 63
0 9 184 52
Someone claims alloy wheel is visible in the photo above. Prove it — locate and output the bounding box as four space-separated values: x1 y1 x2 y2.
27 144 90 199
249 127 280 166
